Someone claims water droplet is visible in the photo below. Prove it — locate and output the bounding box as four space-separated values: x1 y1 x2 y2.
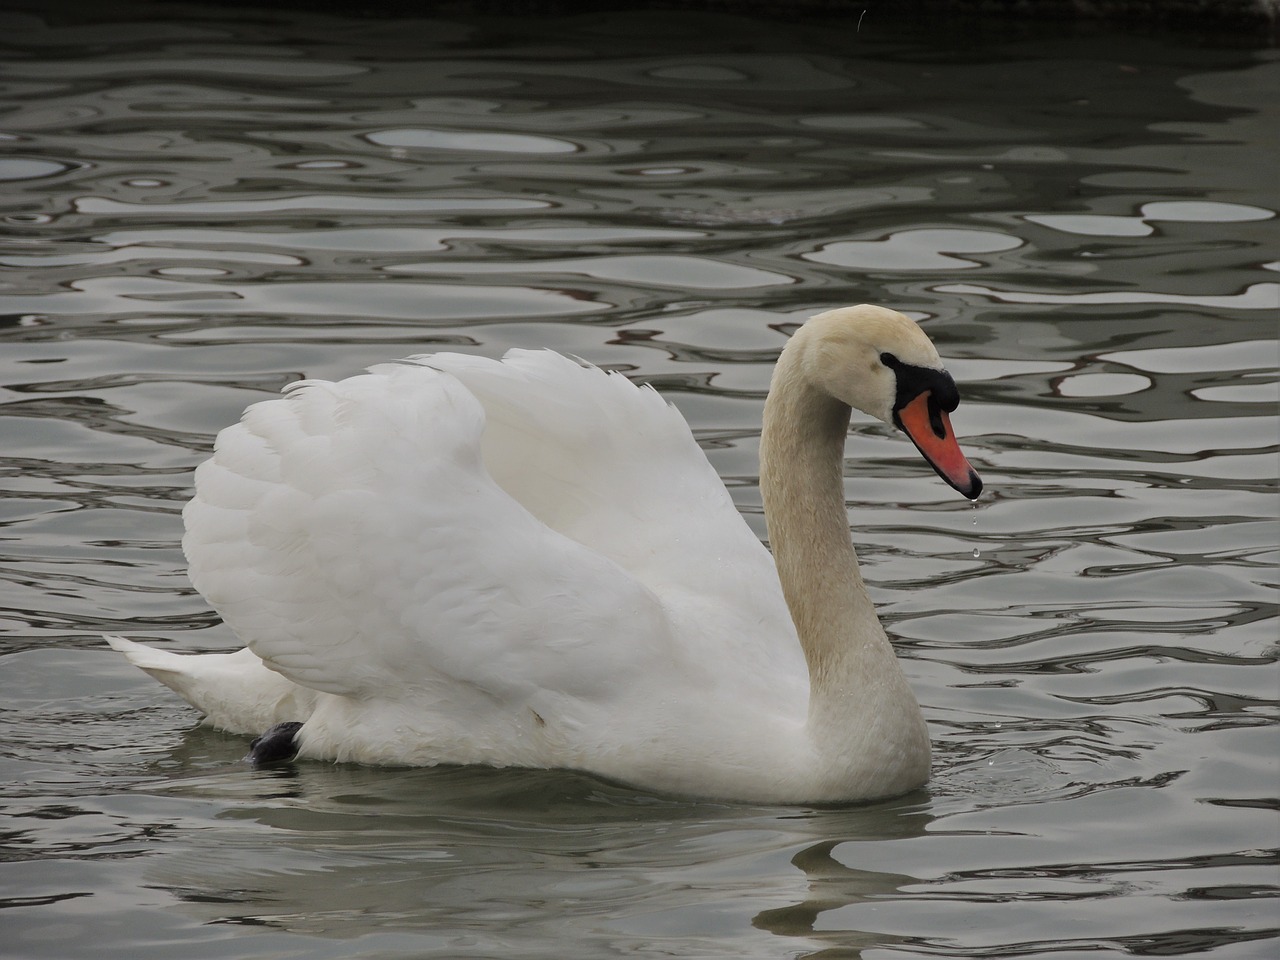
970 500 981 558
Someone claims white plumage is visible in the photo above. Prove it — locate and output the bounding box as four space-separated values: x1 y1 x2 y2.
109 305 982 803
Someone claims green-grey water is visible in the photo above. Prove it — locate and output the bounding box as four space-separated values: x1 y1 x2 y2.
1 3 1277 958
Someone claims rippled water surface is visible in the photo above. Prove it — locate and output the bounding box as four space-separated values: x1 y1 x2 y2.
2 3 1277 958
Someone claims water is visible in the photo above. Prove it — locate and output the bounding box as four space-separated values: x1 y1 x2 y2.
2 3 1277 957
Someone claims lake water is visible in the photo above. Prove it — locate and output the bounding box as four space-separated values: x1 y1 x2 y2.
1 3 1277 958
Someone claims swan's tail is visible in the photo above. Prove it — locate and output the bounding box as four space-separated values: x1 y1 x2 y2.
106 634 196 687
105 635 317 735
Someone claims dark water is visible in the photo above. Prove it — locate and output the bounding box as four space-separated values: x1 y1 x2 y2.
1 3 1277 958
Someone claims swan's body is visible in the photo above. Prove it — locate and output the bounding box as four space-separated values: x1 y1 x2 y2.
108 305 981 803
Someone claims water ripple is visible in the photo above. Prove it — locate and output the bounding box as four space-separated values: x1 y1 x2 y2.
1 6 1277 959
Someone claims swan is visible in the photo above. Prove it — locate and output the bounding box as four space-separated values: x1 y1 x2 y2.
107 304 982 803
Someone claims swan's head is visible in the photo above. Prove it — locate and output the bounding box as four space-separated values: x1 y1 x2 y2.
795 304 983 499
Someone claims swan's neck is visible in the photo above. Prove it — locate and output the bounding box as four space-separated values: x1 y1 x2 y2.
759 346 929 791
760 362 882 689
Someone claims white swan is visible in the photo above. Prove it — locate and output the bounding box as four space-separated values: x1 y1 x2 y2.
108 305 981 803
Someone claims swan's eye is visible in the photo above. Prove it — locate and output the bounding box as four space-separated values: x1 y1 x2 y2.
880 352 961 416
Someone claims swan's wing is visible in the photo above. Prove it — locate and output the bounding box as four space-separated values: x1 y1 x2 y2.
417 350 793 642
183 363 675 702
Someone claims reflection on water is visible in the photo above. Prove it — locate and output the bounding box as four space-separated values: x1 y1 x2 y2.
1 2 1276 958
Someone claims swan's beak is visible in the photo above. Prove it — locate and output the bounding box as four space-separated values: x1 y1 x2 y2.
894 391 983 499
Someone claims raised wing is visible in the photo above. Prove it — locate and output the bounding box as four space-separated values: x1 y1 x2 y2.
183 361 678 704
418 350 791 638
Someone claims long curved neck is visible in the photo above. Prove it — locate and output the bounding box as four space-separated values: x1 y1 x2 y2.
759 339 928 791
759 352 885 694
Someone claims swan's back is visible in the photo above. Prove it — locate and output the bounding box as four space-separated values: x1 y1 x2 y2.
182 351 803 761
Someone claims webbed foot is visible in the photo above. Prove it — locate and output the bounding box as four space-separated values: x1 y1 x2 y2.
246 721 304 765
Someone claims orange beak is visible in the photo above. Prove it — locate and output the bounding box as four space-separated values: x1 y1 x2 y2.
894 391 983 499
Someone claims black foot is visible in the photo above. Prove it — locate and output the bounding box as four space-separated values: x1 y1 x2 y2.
246 721 304 765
